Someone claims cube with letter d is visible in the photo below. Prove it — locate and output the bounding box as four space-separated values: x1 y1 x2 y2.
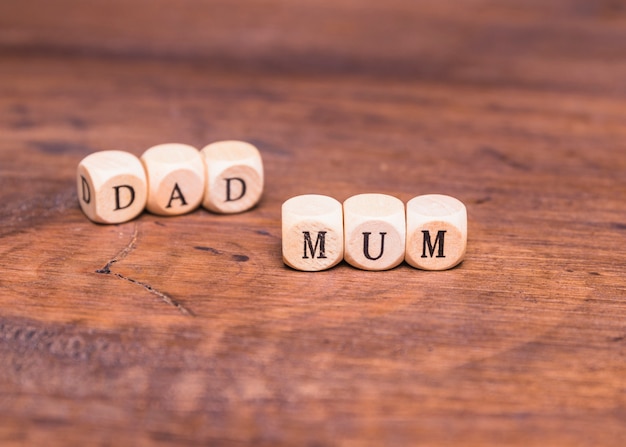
77 150 147 224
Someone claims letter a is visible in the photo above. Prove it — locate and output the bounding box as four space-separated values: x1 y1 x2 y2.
362 232 386 261
113 185 135 211
225 177 247 202
302 231 328 259
421 230 446 258
166 183 188 208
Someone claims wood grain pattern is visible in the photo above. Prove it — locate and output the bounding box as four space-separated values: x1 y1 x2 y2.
1 1 626 445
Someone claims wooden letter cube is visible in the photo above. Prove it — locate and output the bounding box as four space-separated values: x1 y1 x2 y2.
140 143 205 216
201 140 263 214
282 194 344 271
343 193 406 270
405 194 467 270
77 150 147 224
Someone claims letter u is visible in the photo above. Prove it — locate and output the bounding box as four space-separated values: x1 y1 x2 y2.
362 232 386 260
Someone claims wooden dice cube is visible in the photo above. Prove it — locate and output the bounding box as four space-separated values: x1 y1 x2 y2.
405 194 467 270
77 150 147 224
343 193 406 270
140 143 205 216
201 141 263 214
282 194 344 271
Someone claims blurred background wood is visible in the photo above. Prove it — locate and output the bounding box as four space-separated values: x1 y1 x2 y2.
1 1 626 445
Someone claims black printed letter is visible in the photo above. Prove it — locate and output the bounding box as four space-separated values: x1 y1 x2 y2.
225 178 246 202
421 230 446 258
113 185 135 211
80 175 91 204
166 183 188 208
362 232 386 260
302 231 327 259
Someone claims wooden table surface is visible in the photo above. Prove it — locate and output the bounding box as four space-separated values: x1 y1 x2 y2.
1 1 626 445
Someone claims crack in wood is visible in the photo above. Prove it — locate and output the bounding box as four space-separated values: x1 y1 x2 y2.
112 272 195 317
95 223 194 317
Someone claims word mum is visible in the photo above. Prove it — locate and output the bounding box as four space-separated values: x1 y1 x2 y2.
77 141 263 224
281 193 467 271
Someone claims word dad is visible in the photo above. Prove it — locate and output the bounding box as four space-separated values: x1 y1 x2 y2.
77 141 263 224
282 193 467 271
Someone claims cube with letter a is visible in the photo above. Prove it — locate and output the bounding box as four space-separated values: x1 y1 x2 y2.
141 143 205 216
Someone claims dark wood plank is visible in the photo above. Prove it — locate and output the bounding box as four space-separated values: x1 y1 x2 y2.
1 1 626 445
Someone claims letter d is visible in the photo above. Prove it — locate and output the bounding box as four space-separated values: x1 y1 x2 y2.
113 185 135 211
80 175 91 204
225 177 247 202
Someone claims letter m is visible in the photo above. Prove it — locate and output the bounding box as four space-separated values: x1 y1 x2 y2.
421 230 446 258
303 231 328 259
